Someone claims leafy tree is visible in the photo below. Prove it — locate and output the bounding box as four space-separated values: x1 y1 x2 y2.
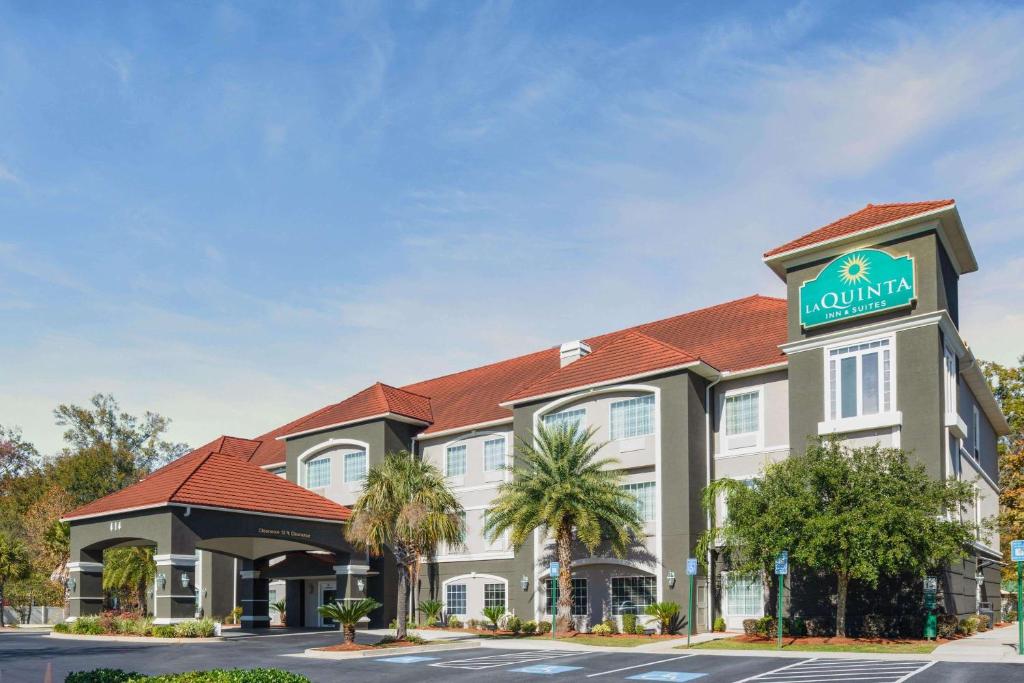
317 598 382 644
102 546 156 615
483 423 644 633
982 356 1024 581
0 425 38 479
0 534 31 627
54 393 189 471
703 440 977 637
345 452 463 640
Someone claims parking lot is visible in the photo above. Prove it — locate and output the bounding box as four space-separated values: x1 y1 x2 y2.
2 631 1022 683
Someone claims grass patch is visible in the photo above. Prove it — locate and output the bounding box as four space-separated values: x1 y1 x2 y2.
689 636 939 654
548 635 655 647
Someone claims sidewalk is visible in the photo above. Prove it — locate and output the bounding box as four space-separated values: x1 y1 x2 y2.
931 624 1024 663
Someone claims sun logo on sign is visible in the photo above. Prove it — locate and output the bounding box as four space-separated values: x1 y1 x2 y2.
838 254 871 285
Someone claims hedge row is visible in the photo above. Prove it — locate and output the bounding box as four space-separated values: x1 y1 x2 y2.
66 669 310 683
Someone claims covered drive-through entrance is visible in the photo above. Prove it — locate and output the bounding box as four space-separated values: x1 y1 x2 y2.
62 438 372 629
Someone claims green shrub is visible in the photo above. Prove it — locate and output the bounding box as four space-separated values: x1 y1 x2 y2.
632 621 646 635
742 618 759 636
53 622 70 633
804 616 833 637
622 613 637 635
65 668 141 683
482 606 504 629
590 623 613 636
71 618 105 635
114 669 312 682
376 632 426 646
447 615 463 629
507 616 522 634
171 619 217 638
644 602 681 635
151 625 177 638
977 614 991 631
937 614 958 639
521 620 537 635
957 616 979 636
466 618 480 629
860 614 891 639
418 599 444 626
712 616 726 632
601 618 619 634
536 620 552 634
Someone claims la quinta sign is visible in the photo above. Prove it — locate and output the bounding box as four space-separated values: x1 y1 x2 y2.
799 248 915 329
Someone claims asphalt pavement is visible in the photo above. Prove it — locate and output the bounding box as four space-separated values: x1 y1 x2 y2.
2 630 1022 683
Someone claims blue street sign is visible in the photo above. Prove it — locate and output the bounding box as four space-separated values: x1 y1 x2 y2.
774 550 789 576
1012 540 1024 562
550 561 560 578
686 558 698 576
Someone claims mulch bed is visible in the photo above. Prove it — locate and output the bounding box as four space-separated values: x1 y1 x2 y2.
317 639 424 652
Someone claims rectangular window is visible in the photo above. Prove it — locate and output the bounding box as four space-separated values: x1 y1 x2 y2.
545 578 587 616
972 405 981 458
610 395 655 439
827 338 892 421
725 574 763 617
445 583 466 615
611 576 656 615
724 391 759 436
446 445 467 478
484 583 506 611
620 482 656 522
343 451 367 483
306 457 331 488
542 408 585 433
483 437 506 471
943 347 957 415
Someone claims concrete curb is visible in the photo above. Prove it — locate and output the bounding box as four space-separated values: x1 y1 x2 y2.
48 631 226 644
300 640 481 659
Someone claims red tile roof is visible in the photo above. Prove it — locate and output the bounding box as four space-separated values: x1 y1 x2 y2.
280 382 433 438
504 331 700 402
763 200 955 258
63 443 351 522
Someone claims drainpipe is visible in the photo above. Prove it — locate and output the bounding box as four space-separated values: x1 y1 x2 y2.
704 373 722 631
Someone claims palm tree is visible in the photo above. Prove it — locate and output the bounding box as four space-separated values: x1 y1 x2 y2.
0 534 30 628
417 599 443 626
270 599 287 626
318 598 382 644
482 605 504 630
102 546 155 615
644 601 680 634
484 422 644 634
345 451 463 640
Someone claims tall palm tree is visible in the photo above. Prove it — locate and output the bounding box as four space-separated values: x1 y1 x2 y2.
102 546 156 615
345 451 463 640
484 422 644 633
0 534 30 628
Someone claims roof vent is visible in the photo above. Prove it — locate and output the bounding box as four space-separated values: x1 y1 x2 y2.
559 340 592 367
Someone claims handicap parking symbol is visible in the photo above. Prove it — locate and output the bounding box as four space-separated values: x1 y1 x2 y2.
375 655 438 664
510 665 583 675
627 673 706 682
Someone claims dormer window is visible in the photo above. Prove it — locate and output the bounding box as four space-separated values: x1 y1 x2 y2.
306 457 331 488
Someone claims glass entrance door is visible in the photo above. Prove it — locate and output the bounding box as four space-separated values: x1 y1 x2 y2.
319 583 337 627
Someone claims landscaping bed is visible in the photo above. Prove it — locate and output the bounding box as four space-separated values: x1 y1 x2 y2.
543 633 680 647
691 634 943 654
65 669 307 682
52 613 219 639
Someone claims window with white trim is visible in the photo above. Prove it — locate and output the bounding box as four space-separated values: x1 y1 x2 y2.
826 337 892 421
725 573 763 618
972 405 981 459
610 395 655 439
306 457 331 488
483 437 506 471
483 583 506 610
943 346 957 415
542 408 585 433
620 481 656 522
445 583 466 615
544 578 587 616
723 389 760 450
446 444 467 478
611 576 656 615
343 450 367 483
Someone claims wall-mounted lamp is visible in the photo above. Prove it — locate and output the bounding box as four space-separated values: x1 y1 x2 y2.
520 575 530 591
356 578 365 592
67 577 77 592
181 572 191 589
156 573 167 591
667 570 676 589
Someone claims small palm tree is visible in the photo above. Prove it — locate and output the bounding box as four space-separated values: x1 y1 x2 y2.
318 598 382 644
0 534 30 628
270 599 287 626
418 599 443 626
482 605 504 630
102 546 155 615
644 601 681 634
484 422 644 633
346 452 464 640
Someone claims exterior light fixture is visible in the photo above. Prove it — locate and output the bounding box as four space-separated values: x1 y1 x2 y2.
67 577 77 592
520 575 529 591
356 578 365 592
156 573 167 590
181 573 191 589
667 570 676 589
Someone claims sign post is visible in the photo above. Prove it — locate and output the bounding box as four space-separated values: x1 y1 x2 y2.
1012 540 1024 655
549 561 559 640
686 558 698 648
774 551 788 650
923 576 937 640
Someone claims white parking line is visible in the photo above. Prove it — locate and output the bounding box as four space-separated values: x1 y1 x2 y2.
586 654 698 678
735 658 935 683
732 659 817 683
431 649 583 670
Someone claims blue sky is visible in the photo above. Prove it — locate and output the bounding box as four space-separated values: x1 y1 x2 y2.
2 1 1022 454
